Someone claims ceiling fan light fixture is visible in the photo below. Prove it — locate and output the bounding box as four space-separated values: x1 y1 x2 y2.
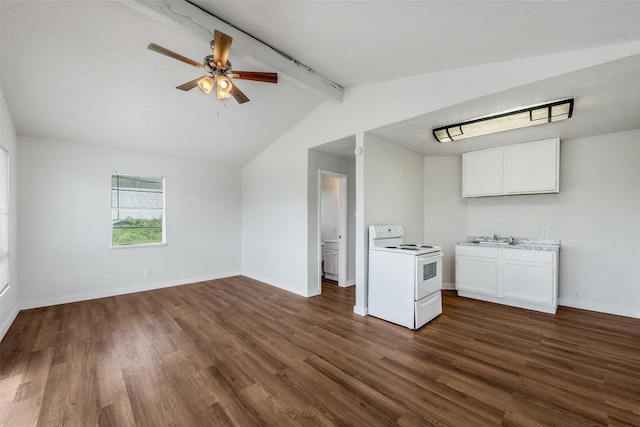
197 76 214 94
148 30 277 104
216 76 232 94
432 98 574 143
217 90 231 99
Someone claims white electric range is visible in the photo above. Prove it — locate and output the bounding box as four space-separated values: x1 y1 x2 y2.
368 225 443 329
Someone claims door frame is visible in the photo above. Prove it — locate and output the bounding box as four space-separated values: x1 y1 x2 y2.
318 169 348 289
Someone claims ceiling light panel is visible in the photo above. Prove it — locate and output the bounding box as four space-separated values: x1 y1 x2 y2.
433 98 574 143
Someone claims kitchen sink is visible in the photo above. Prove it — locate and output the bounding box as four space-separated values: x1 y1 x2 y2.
468 240 515 246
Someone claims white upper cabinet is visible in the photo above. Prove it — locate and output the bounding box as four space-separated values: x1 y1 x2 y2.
505 138 559 194
462 138 560 198
462 147 504 197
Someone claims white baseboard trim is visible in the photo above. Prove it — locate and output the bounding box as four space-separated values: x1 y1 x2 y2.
340 279 356 288
558 298 639 319
21 271 243 310
241 272 310 297
458 291 557 314
307 288 321 297
441 282 456 290
353 305 368 316
1 306 20 342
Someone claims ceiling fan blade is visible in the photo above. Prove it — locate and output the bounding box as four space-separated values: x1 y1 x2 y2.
229 84 249 104
148 43 206 71
176 77 204 91
213 30 233 68
233 71 278 84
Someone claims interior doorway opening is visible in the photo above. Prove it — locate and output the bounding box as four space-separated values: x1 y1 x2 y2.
318 170 348 290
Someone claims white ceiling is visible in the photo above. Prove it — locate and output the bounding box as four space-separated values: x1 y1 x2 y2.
369 53 640 156
3 1 640 165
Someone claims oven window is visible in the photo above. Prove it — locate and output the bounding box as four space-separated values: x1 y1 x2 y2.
423 262 437 281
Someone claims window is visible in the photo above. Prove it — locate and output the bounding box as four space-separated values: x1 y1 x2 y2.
111 172 165 247
0 146 9 296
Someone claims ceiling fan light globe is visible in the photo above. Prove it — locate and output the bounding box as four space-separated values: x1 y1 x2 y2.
216 76 233 94
197 76 214 94
217 89 231 99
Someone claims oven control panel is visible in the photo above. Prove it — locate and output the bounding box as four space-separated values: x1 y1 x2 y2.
370 225 404 239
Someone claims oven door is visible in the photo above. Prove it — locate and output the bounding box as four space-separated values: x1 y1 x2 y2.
415 252 443 300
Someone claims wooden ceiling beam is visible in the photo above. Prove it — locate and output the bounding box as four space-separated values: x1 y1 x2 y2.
118 0 343 103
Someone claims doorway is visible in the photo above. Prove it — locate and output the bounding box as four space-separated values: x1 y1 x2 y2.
318 170 347 289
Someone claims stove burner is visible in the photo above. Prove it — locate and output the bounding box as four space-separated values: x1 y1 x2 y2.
382 244 440 253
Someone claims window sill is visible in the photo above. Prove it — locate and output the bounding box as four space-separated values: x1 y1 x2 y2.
111 243 167 250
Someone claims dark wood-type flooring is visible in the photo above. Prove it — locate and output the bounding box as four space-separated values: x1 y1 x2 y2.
1 276 639 426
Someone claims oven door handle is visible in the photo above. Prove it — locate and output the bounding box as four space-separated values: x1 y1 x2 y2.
417 253 443 263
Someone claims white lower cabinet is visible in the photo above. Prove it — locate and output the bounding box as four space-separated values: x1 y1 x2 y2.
455 246 499 296
455 245 558 313
323 243 339 281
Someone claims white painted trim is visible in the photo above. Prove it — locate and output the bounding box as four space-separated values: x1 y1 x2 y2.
318 170 348 291
458 291 557 314
242 272 310 297
558 298 640 319
21 271 242 310
342 279 356 288
307 288 321 297
353 305 368 316
0 305 20 341
441 282 456 290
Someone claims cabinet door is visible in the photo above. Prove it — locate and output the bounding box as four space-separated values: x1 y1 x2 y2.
456 256 499 296
323 249 336 275
505 138 559 194
501 259 554 304
462 147 504 197
331 250 339 276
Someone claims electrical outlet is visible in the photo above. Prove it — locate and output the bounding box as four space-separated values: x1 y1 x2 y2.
143 268 150 277
542 228 550 237
574 290 581 299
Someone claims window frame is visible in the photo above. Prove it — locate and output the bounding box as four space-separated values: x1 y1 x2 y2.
0 145 8 297
111 172 166 249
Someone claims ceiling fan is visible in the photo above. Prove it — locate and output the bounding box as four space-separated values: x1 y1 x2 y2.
148 30 277 104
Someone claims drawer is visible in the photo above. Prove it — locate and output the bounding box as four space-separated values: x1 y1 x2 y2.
502 249 553 263
415 291 442 329
456 245 498 258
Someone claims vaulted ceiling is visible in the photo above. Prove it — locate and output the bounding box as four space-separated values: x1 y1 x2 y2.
3 1 640 165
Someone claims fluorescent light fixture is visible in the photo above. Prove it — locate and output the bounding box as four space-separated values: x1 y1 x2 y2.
433 98 574 143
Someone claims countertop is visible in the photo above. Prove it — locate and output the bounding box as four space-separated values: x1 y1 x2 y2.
457 236 560 252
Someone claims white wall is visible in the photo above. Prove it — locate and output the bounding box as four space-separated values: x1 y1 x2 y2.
363 133 425 241
424 156 467 289
358 133 425 311
18 137 242 308
466 130 640 317
0 90 20 340
241 42 640 304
